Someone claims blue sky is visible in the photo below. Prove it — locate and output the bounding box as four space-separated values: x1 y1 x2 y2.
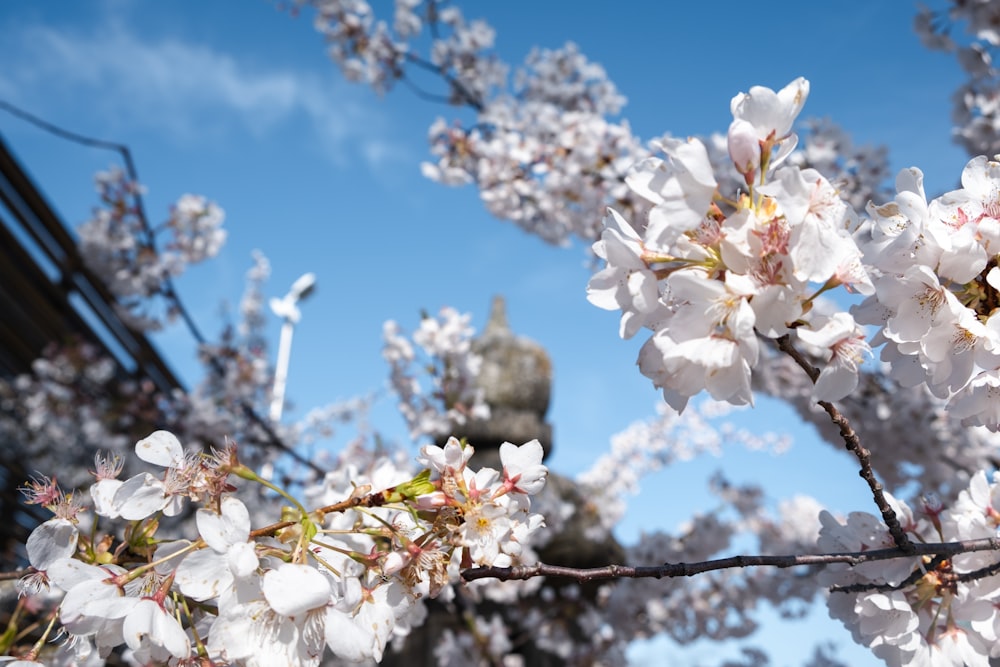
0 1 973 664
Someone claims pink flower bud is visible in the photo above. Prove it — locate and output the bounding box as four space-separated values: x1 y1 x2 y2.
727 119 760 178
414 491 448 509
382 550 411 576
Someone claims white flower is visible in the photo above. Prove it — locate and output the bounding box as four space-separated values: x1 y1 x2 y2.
209 568 328 667
730 77 809 170
727 118 760 179
325 577 409 663
418 436 473 474
134 429 185 468
460 500 513 566
795 312 870 400
262 563 331 617
122 597 191 662
175 496 258 602
25 518 78 572
113 431 191 520
587 208 663 339
48 559 134 655
628 138 717 247
759 166 854 284
90 452 125 518
498 439 548 495
948 370 1000 430
209 599 325 667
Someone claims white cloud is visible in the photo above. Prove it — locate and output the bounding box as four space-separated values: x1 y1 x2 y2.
0 15 405 169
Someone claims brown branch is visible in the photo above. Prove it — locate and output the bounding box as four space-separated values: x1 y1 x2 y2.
830 554 950 594
461 537 1000 583
402 54 485 111
775 334 915 554
957 556 1000 584
775 333 821 382
249 520 297 539
831 555 1000 594
817 397 915 553
315 487 395 518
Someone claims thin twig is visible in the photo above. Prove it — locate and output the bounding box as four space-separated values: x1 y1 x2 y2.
775 335 914 553
774 334 820 382
957 556 1000 584
831 556 1000 594
830 554 949 594
461 537 1000 583
7 539 997 588
402 52 485 111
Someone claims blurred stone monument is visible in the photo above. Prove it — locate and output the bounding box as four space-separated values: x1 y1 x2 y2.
380 296 624 667
453 295 553 470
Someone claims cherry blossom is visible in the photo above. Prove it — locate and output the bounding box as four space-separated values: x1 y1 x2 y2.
586 208 663 339
855 154 1000 429
4 428 548 664
11 4 1000 665
729 77 809 173
383 308 490 441
586 78 882 414
121 597 190 662
78 169 226 330
820 473 1000 666
111 431 196 520
498 439 547 495
174 496 258 602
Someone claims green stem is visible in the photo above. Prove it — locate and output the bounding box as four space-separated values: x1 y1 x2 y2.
232 464 310 518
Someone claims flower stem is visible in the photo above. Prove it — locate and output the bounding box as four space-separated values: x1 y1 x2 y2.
776 334 915 553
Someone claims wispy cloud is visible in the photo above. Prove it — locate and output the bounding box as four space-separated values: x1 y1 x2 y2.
0 13 406 169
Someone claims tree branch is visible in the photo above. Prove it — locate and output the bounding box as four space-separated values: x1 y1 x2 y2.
461 538 1000 583
775 334 915 553
402 51 485 111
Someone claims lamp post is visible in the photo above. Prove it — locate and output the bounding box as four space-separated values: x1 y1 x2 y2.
268 272 316 423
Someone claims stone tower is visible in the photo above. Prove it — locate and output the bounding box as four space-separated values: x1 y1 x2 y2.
383 297 622 667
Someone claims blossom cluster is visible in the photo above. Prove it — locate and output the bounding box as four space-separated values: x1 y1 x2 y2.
696 116 892 223
585 75 1000 434
853 156 1000 429
588 78 874 412
14 431 547 665
77 169 226 330
916 1 1000 158
382 307 490 441
419 37 649 245
819 471 1000 666
296 2 893 252
305 0 505 99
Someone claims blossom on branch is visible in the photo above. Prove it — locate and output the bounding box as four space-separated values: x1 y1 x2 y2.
589 78 871 409
383 307 489 441
9 429 547 664
821 472 1000 667
856 154 1000 429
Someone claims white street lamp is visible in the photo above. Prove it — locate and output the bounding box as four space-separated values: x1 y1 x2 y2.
268 272 316 423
